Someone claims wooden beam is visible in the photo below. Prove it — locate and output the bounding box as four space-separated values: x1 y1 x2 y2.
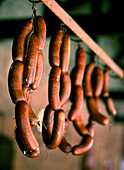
41 0 123 79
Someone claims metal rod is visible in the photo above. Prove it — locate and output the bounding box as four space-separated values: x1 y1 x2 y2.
40 0 123 79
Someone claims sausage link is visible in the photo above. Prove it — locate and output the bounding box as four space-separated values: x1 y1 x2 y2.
83 62 95 97
60 33 70 73
59 119 72 153
42 105 54 145
22 84 33 104
31 51 44 90
86 97 110 125
8 61 25 104
86 121 95 138
92 66 104 97
73 114 88 136
60 72 71 107
104 97 117 116
12 19 32 61
75 45 85 67
15 128 40 158
23 34 39 86
34 16 46 50
72 134 93 155
48 66 61 110
47 109 65 149
68 86 84 121
29 105 38 126
70 66 85 86
15 101 39 151
102 69 109 97
94 96 101 112
49 28 63 67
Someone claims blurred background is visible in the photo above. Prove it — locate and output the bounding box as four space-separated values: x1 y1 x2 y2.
0 0 124 169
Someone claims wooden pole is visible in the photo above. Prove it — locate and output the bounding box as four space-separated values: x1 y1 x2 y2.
41 0 123 79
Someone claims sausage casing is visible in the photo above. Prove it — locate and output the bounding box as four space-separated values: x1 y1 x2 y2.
8 61 25 104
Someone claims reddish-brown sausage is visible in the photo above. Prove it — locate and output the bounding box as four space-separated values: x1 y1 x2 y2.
49 28 63 67
72 134 93 155
102 69 110 97
47 109 65 149
23 34 39 86
31 51 44 90
15 101 39 151
75 45 85 67
8 61 25 104
73 114 88 136
68 86 84 121
48 66 61 110
83 62 95 97
34 16 46 50
60 33 70 73
92 66 104 97
60 72 71 107
12 19 32 61
104 97 117 116
86 121 95 138
94 96 101 112
59 119 72 153
86 97 110 125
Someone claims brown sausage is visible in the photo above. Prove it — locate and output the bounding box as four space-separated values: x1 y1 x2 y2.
47 109 65 149
75 45 85 67
15 101 39 151
70 66 85 86
86 121 95 138
104 97 117 116
30 51 44 90
68 86 84 121
72 134 93 155
83 62 95 97
94 96 101 112
92 66 104 97
60 72 71 107
73 114 88 136
15 128 40 158
60 33 70 73
23 34 39 86
8 61 25 104
22 84 33 104
42 105 54 145
59 119 72 153
86 97 110 125
29 105 38 126
48 66 61 110
12 19 32 61
34 16 46 50
102 69 110 97
49 28 63 67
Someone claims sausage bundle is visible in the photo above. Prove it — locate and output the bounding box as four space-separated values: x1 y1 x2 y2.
8 15 46 158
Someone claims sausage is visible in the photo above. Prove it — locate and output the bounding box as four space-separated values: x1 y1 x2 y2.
86 121 95 138
22 84 33 104
15 101 39 151
70 66 85 86
59 119 72 153
15 128 40 158
94 96 101 112
92 66 104 97
29 105 38 126
42 105 54 145
75 45 85 67
31 51 44 90
12 19 32 61
23 34 39 86
83 62 95 97
60 72 71 107
72 134 93 155
48 66 61 110
86 97 110 125
47 109 65 149
34 16 46 50
102 69 110 97
49 28 63 67
8 61 25 104
60 33 70 73
68 86 84 121
73 114 88 136
104 97 117 116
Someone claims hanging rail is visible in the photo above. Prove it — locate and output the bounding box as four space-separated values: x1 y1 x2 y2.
31 0 123 79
